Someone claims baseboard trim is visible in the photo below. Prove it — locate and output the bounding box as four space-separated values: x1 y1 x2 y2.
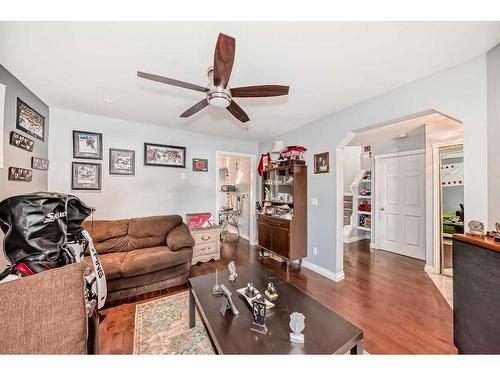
301 260 345 282
424 264 438 274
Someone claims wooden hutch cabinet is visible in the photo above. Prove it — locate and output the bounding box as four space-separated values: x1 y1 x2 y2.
258 161 307 264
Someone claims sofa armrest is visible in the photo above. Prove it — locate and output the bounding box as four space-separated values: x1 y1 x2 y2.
166 223 195 251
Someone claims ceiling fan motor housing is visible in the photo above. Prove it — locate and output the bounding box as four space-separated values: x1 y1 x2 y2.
207 85 231 108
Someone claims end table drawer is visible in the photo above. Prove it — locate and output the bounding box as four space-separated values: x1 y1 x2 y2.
194 242 217 257
194 231 217 244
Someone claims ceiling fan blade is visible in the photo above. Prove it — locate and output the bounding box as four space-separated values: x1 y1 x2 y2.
213 33 235 89
137 71 208 93
231 85 289 98
226 100 250 123
180 99 209 118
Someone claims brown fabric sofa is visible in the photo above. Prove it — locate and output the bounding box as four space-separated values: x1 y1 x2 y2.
0 263 88 354
82 215 194 303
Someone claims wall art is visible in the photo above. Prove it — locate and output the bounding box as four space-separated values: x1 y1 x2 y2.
72 162 102 190
31 157 49 171
16 98 45 141
109 148 135 175
314 152 329 174
73 130 103 160
144 143 185 168
8 167 33 182
10 131 34 152
192 158 208 172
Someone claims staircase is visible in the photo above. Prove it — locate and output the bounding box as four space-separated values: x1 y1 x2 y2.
343 194 353 226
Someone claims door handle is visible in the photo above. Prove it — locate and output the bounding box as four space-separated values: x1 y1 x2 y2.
380 207 385 211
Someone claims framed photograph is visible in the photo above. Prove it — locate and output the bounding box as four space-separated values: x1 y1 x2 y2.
72 162 102 190
144 143 185 168
10 131 35 152
109 148 135 175
73 130 103 160
8 167 33 182
192 158 208 172
16 98 45 141
314 152 330 174
31 157 49 171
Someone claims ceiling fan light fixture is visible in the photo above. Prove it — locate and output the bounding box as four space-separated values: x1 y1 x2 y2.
207 89 231 108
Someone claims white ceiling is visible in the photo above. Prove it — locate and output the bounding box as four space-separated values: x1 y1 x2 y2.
1 22 499 142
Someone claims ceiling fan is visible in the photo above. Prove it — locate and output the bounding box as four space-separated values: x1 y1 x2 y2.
137 33 289 125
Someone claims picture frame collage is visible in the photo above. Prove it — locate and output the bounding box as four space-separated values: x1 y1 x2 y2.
8 98 48 182
71 132 208 191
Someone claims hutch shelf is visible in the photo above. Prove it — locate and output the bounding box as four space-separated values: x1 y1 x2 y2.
258 160 307 266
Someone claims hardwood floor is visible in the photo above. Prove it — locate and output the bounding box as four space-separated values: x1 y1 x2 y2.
99 238 456 354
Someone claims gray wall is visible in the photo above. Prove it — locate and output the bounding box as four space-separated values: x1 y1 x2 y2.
488 43 500 229
0 65 49 200
0 65 49 270
259 55 488 275
48 108 258 223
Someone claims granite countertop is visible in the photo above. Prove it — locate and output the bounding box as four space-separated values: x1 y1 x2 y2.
453 233 500 253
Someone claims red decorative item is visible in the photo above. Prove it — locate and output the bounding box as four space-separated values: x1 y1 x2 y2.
282 145 307 160
186 212 213 229
258 153 272 176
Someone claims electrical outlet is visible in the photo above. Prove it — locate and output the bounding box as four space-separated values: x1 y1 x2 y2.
312 247 318 255
311 197 319 206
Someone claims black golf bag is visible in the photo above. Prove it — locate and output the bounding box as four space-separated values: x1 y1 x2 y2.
0 192 107 353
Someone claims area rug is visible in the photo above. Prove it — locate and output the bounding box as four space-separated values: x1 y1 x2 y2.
133 291 215 354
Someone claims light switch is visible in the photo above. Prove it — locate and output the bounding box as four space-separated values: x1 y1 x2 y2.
311 197 319 206
180 172 186 180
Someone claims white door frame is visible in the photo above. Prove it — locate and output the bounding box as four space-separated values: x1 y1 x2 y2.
374 149 425 251
429 141 464 274
215 150 257 245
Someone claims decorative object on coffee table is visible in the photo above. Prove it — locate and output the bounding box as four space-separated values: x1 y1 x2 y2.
10 131 34 152
219 284 239 316
144 142 185 168
72 162 102 190
31 157 49 171
265 282 278 301
8 167 32 182
109 148 135 175
16 98 45 141
228 261 237 282
190 224 221 265
192 158 208 172
73 130 103 160
467 220 485 236
251 297 268 335
289 312 305 344
212 270 222 295
237 286 275 309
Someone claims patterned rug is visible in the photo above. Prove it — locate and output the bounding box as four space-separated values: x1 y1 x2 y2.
133 291 215 354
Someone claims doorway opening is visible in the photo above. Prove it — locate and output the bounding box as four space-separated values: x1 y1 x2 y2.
215 152 256 246
336 110 463 279
438 144 464 276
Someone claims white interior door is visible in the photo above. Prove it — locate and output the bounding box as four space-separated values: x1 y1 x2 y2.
378 152 426 260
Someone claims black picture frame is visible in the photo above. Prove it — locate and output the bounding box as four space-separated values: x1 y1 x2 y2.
31 157 49 171
144 142 186 168
10 131 35 152
192 158 208 172
109 148 135 175
8 167 33 182
16 98 45 141
71 162 102 190
73 130 103 160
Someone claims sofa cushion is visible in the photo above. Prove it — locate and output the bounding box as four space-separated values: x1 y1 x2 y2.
128 215 182 250
0 263 87 354
121 246 192 278
82 219 129 254
107 262 190 292
84 252 125 281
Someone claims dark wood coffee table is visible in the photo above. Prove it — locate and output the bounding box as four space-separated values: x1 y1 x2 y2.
188 263 363 354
